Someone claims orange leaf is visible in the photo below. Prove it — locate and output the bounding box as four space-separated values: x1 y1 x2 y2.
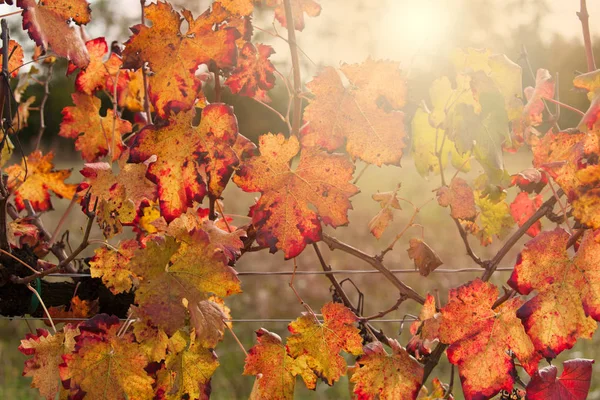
234 133 358 258
265 0 321 31
89 239 139 294
59 93 132 162
59 314 154 399
122 1 239 118
46 296 99 326
439 279 540 400
6 150 77 212
68 37 124 95
407 238 443 277
509 191 542 237
155 329 219 400
35 0 91 25
508 229 600 358
129 232 241 335
436 177 476 220
351 339 423 400
368 189 401 239
302 60 407 166
78 158 157 237
19 325 79 400
0 39 23 77
287 302 363 384
19 0 90 68
244 328 316 399
219 0 254 16
226 42 276 100
407 294 440 361
129 104 243 221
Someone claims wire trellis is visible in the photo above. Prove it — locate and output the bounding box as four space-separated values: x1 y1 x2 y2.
46 267 515 278
0 316 419 323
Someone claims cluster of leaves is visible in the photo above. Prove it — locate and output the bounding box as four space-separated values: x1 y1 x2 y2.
0 0 599 399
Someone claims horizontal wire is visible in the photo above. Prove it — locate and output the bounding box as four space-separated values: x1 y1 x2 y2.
47 267 514 278
0 316 418 323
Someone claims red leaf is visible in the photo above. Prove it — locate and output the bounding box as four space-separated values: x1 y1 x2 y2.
509 192 542 237
527 359 594 400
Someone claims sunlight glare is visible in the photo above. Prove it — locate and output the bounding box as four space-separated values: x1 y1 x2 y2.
380 1 450 59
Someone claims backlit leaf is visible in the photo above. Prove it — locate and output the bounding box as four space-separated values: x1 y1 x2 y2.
244 328 316 399
407 238 443 276
122 1 238 117
89 239 139 294
19 325 79 400
6 150 77 212
474 191 514 246
509 191 542 237
368 188 401 239
18 0 90 68
226 42 275 100
59 314 154 399
287 302 363 384
351 339 423 400
0 39 24 77
439 279 540 400
302 60 407 166
234 133 358 258
68 37 124 95
59 93 132 162
436 177 477 221
129 232 241 335
508 229 600 358
265 0 321 31
129 104 242 221
526 359 594 400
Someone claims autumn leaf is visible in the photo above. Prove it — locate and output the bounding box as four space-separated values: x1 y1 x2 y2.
526 359 594 400
411 108 470 176
78 158 157 237
132 312 169 363
417 378 452 400
189 297 232 348
508 229 600 358
573 69 600 131
18 0 90 68
511 168 547 194
122 1 239 117
351 339 423 400
302 59 407 166
46 296 99 326
439 279 540 400
89 239 139 294
59 93 132 162
156 329 219 400
219 0 254 16
474 191 514 246
436 177 477 221
67 37 124 95
129 232 241 335
6 150 77 212
368 188 401 239
226 42 276 100
19 325 79 400
510 192 542 237
59 314 154 399
265 0 321 31
234 133 358 258
129 104 243 221
407 238 443 276
407 294 440 361
0 39 23 77
287 302 363 384
244 328 316 399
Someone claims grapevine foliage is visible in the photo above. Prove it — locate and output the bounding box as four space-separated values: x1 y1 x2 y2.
0 0 597 399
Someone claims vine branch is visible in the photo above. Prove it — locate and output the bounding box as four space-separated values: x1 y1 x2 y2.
578 0 596 72
282 0 302 136
321 233 426 305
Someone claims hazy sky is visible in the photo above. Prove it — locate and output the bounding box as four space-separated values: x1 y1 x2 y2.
0 0 598 71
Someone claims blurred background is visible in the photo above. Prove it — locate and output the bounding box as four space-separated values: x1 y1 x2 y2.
1 0 600 399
